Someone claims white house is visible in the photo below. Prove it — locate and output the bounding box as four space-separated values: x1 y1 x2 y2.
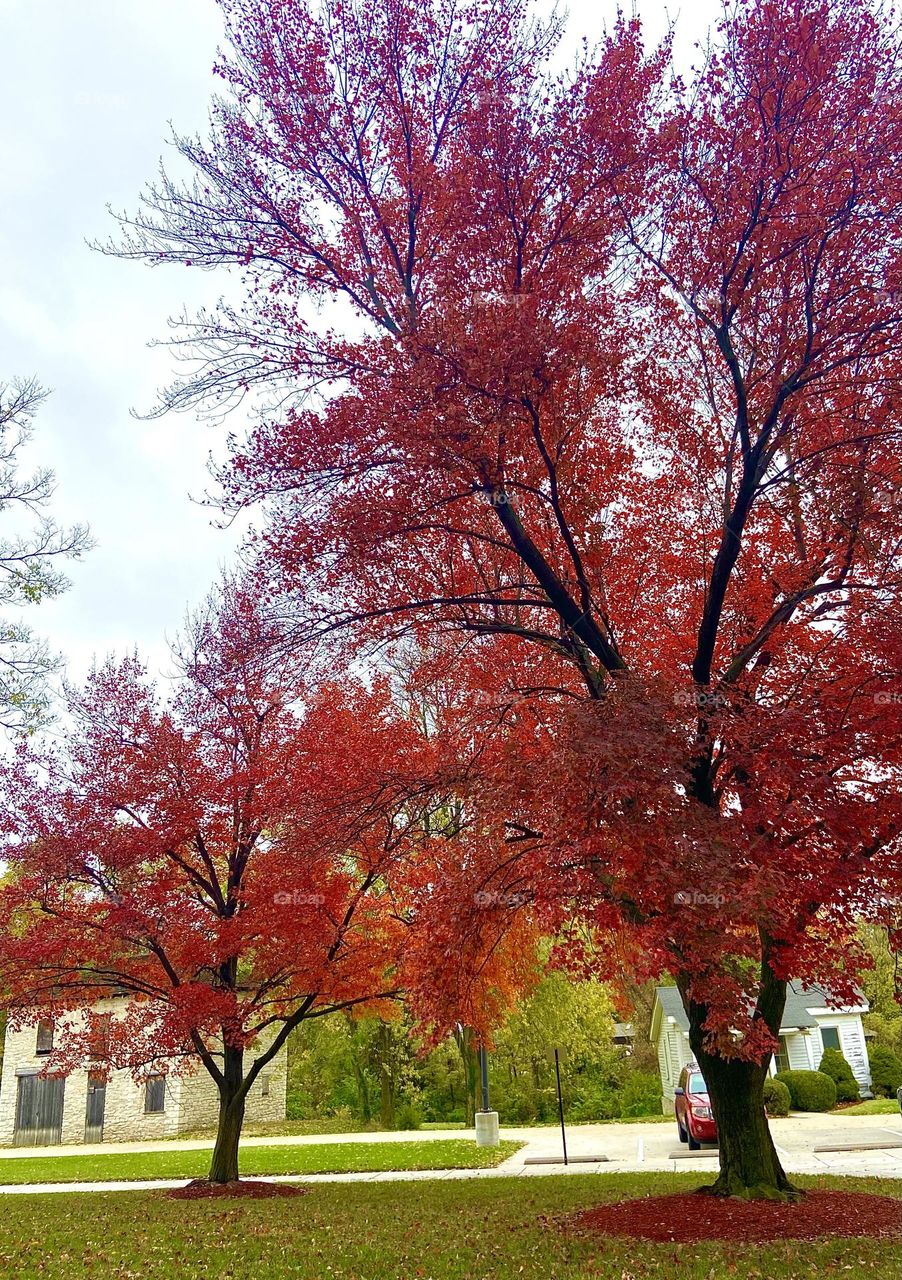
650 982 872 1113
0 998 288 1147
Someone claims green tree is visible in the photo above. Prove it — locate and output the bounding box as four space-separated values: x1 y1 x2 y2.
858 923 901 1018
490 971 628 1121
858 922 902 1057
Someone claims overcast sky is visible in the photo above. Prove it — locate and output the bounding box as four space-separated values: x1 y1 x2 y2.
0 0 720 693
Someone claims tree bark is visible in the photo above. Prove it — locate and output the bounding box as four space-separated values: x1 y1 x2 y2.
352 1055 372 1122
208 1043 246 1184
454 1026 478 1125
679 970 801 1200
377 1023 396 1128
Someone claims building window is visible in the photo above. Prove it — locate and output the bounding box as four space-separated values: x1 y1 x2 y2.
774 1035 791 1074
35 1020 54 1055
820 1026 841 1052
260 1074 271 1098
144 1075 166 1114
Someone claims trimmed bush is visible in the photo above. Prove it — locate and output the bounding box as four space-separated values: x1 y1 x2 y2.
868 1044 902 1098
763 1076 791 1116
774 1069 837 1112
817 1047 859 1102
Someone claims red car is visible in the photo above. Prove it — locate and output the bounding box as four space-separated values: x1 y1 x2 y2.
674 1064 718 1149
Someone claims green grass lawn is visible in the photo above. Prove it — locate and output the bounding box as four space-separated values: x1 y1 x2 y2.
0 1172 896 1279
0 1138 520 1185
182 1115 390 1139
836 1098 901 1116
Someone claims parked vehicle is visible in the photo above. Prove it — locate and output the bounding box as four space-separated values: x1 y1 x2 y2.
674 1064 718 1150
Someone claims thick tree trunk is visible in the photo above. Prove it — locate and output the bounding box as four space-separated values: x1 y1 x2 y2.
208 1044 246 1184
679 967 801 1201
377 1023 396 1128
693 1044 797 1199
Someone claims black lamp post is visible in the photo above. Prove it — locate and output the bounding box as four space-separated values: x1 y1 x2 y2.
479 1044 490 1112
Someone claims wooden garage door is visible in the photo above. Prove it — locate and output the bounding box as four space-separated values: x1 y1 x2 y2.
13 1074 65 1146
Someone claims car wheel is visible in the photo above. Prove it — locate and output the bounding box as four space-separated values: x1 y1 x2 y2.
687 1130 701 1151
677 1118 688 1143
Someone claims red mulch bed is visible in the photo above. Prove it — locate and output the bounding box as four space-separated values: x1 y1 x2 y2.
569 1190 902 1243
168 1179 307 1200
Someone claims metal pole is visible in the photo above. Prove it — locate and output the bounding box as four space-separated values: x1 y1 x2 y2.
554 1048 568 1166
479 1044 490 1112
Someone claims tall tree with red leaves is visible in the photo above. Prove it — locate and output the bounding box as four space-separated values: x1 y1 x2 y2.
0 584 440 1182
110 0 902 1197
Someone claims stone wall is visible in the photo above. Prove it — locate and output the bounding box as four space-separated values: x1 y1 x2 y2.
175 1037 288 1133
0 1002 288 1147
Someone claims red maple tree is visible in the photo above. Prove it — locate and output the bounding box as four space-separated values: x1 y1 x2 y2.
110 0 902 1197
0 584 440 1182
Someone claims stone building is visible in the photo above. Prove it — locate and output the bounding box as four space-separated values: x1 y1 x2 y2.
0 997 287 1147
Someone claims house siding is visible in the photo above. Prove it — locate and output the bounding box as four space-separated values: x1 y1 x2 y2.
658 1023 694 1113
771 1030 814 1074
651 987 872 1105
0 1003 288 1147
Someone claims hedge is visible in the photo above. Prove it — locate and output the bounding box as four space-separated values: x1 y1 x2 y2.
817 1048 859 1102
763 1076 791 1116
868 1044 902 1097
774 1069 836 1112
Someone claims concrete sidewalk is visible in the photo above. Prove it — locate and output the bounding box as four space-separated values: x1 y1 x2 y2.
0 1114 900 1194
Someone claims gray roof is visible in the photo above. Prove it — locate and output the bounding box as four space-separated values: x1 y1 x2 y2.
654 980 850 1034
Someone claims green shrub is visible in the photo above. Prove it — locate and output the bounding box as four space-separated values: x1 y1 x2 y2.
394 1101 423 1130
763 1077 791 1116
774 1069 837 1112
868 1044 902 1097
817 1048 859 1102
493 1080 540 1125
565 1070 662 1122
617 1071 663 1117
566 1081 619 1123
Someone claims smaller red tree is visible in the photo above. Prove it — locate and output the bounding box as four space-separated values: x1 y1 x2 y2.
0 584 436 1182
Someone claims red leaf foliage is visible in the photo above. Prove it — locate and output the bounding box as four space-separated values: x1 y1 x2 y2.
0 584 459 1077
108 0 902 1057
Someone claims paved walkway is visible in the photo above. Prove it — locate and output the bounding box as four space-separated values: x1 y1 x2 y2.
1 1114 900 1195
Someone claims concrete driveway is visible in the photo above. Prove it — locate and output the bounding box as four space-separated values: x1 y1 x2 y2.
497 1112 902 1178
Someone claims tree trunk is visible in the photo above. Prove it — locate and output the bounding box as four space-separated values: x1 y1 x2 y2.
208 1044 246 1184
380 1063 395 1128
350 1051 372 1122
693 1044 797 1199
679 967 801 1200
454 1027 478 1125
377 1023 396 1128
